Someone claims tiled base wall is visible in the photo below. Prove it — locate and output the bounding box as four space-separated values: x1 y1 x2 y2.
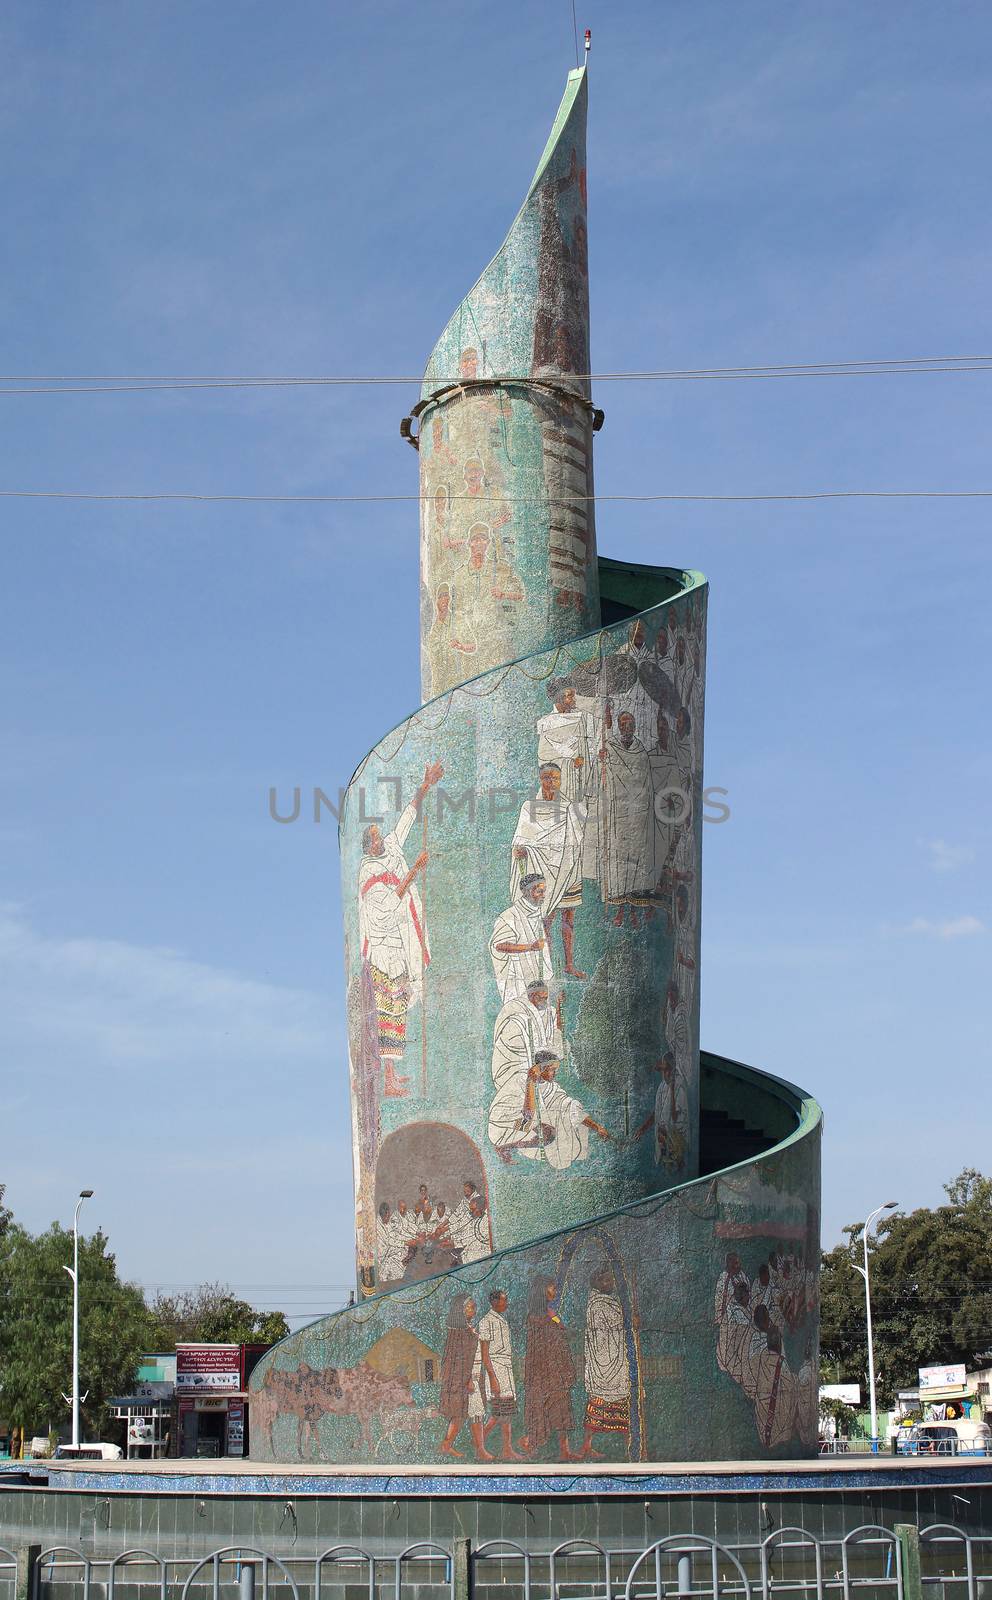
2 1479 992 1556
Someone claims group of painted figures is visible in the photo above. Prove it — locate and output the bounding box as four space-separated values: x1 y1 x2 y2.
714 1247 818 1450
437 1263 635 1462
376 1178 492 1283
486 605 704 1176
352 603 705 1289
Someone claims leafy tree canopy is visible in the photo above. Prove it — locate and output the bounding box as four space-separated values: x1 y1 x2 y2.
0 1221 149 1435
820 1168 992 1407
0 1196 289 1440
145 1282 289 1348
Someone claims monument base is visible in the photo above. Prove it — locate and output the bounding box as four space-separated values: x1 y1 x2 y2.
3 1454 991 1600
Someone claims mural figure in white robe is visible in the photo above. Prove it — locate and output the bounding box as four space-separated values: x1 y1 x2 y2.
599 710 658 926
714 1252 748 1330
752 1327 797 1449
460 1196 492 1262
489 873 551 1002
615 619 658 748
652 1051 690 1175
496 1048 609 1171
447 1180 483 1257
376 1202 407 1283
651 709 687 904
511 763 587 979
476 1289 522 1460
742 1305 773 1399
580 1265 632 1455
488 980 564 1162
357 761 443 1094
717 1280 753 1384
537 679 602 882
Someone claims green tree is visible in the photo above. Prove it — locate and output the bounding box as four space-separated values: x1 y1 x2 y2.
820 1169 992 1406
146 1282 288 1348
0 1222 150 1438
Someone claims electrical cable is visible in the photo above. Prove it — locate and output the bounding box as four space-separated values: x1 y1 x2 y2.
0 489 990 505
0 353 990 394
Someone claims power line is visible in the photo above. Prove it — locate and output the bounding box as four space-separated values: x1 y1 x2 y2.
0 354 990 394
1 488 990 506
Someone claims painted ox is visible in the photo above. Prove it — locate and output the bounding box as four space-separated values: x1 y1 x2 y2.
255 1360 416 1458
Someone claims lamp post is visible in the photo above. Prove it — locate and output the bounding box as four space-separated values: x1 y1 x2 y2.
852 1199 897 1452
63 1189 93 1449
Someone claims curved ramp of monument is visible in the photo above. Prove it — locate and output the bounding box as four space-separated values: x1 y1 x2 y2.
346 556 698 795
249 1052 820 1463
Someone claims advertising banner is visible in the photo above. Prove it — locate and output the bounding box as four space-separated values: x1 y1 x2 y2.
175 1343 241 1392
919 1363 966 1390
819 1382 861 1405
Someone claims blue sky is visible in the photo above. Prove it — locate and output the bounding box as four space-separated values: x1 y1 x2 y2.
2 1 989 1328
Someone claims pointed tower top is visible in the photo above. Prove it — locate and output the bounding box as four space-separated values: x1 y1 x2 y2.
421 69 590 400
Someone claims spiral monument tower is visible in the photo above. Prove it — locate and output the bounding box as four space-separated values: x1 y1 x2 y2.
250 68 822 1465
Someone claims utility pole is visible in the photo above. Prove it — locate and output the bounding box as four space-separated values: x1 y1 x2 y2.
852 1200 897 1451
62 1189 94 1449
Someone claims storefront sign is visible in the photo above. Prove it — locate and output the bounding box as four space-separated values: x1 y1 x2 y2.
919 1363 966 1390
194 1397 230 1412
176 1343 241 1392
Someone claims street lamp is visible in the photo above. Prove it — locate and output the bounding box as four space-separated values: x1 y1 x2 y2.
852 1199 897 1452
63 1190 93 1449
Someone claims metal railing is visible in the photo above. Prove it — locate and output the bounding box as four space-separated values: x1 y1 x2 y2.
818 1438 992 1457
3 1524 989 1600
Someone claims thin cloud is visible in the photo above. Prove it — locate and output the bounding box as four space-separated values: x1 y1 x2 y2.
922 838 975 873
0 903 337 1069
900 915 985 940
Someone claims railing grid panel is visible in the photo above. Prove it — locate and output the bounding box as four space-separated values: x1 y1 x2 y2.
16 1527 992 1600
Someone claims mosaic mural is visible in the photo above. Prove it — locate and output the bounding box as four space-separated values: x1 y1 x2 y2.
249 67 822 1465
249 1060 820 1464
346 579 706 1295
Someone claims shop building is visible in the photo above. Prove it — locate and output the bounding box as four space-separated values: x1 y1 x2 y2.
109 1344 272 1460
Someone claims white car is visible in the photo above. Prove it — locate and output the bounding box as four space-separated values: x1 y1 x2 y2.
54 1442 123 1461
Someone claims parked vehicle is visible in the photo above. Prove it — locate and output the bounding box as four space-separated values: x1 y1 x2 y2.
54 1442 122 1461
899 1420 991 1456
